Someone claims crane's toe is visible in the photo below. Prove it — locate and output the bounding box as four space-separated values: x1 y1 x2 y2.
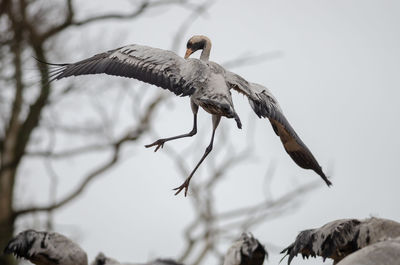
173 179 190 196
145 139 165 152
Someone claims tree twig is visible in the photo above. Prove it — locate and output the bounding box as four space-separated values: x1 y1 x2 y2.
13 95 164 218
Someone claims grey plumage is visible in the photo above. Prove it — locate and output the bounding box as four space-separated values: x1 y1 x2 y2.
44 35 330 195
225 73 331 186
4 229 267 265
4 230 182 265
280 217 400 264
4 229 88 265
338 237 400 265
223 233 267 265
48 45 195 97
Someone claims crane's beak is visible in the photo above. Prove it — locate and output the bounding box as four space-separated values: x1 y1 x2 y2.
184 48 194 59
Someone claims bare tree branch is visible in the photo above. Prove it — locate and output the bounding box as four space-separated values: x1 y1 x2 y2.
216 181 320 221
41 0 190 41
170 0 214 51
0 1 214 264
222 51 284 69
13 94 164 218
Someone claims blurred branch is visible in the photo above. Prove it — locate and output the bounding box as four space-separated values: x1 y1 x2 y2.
41 0 191 40
170 0 214 51
27 143 110 159
13 94 164 218
217 181 319 221
222 51 283 69
0 0 10 16
14 45 51 165
39 123 104 136
202 148 252 190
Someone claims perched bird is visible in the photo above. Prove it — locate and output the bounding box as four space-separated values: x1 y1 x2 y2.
3 229 88 265
4 230 182 265
45 35 331 196
223 233 267 265
338 236 400 265
280 217 400 264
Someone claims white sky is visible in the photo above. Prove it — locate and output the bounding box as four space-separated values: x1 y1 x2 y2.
14 0 400 265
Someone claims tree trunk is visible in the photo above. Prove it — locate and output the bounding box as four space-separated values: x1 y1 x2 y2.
0 7 23 262
0 168 16 265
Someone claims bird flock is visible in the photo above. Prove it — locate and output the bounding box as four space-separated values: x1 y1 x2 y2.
3 36 399 265
4 218 400 265
4 230 266 265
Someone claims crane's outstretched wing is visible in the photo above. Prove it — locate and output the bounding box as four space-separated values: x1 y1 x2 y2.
225 71 331 186
46 44 199 97
4 229 88 265
280 217 400 264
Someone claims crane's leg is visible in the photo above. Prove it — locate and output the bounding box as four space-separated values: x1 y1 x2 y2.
174 115 221 196
145 101 199 152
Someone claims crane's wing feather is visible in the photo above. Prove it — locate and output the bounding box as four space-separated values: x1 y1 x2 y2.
280 217 400 264
47 44 197 96
225 71 331 186
280 219 361 264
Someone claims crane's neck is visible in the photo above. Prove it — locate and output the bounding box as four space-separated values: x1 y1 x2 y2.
200 40 212 61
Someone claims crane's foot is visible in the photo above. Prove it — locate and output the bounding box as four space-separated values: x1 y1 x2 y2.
144 139 166 152
173 178 191 197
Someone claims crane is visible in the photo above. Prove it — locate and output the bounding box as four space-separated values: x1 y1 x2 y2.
280 217 400 264
4 229 265 265
45 35 331 196
3 229 88 265
223 232 267 265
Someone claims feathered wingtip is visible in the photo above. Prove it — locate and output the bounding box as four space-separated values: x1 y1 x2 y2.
3 232 30 260
316 167 332 187
33 56 69 67
32 56 70 83
240 232 269 263
279 229 315 265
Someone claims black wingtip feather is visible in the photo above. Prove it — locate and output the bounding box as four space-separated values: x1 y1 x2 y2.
33 56 69 67
3 242 13 255
315 167 332 187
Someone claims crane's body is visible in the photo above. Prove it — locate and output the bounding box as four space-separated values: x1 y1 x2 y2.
338 237 400 265
281 217 400 264
4 230 88 265
45 35 331 196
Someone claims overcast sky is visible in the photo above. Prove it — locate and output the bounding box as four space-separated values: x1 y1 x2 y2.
15 0 400 265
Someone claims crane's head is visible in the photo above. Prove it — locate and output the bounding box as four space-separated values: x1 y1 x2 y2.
185 35 212 59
